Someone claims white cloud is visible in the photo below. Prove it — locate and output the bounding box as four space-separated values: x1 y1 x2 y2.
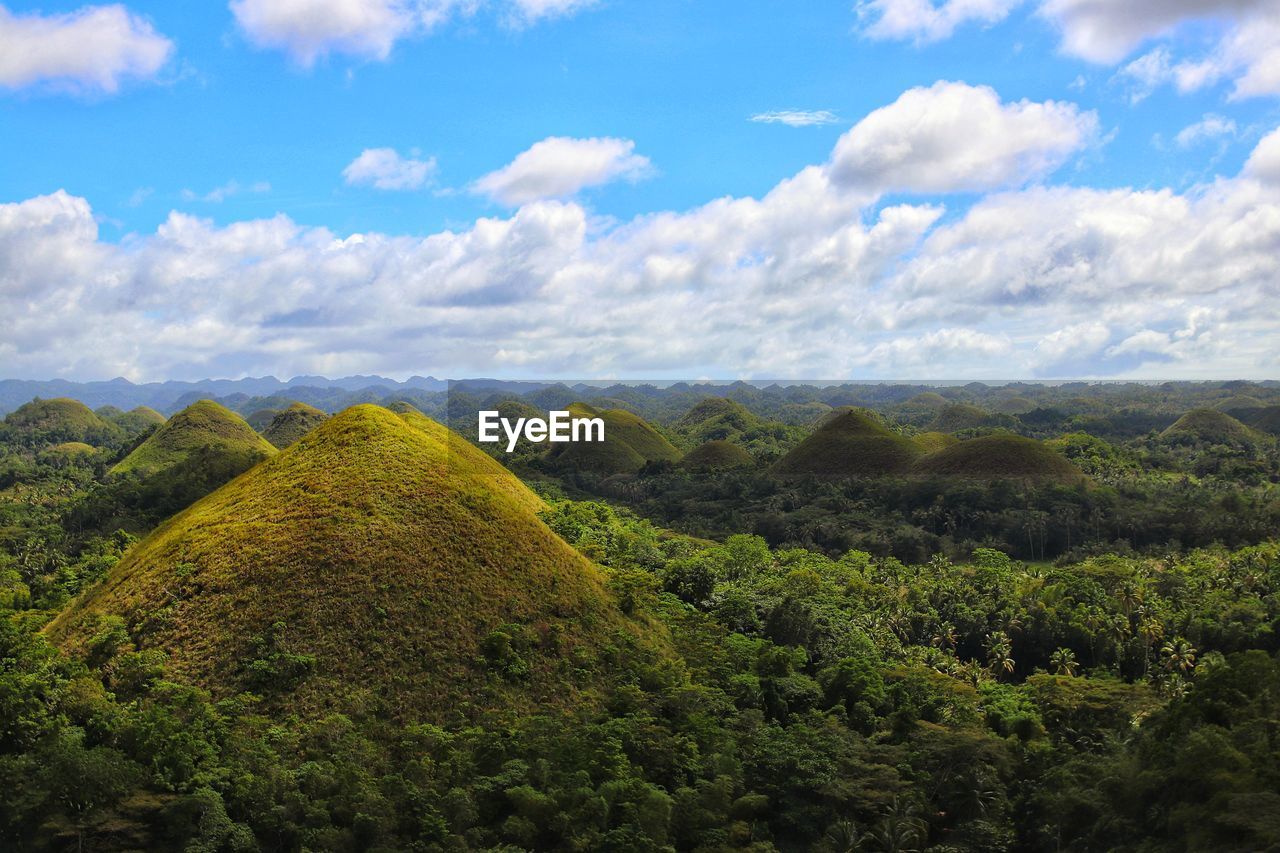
343 148 437 190
1245 127 1280 183
507 0 596 24
1175 114 1238 147
0 3 173 94
181 180 273 203
5 93 1280 381
828 81 1097 193
1038 0 1267 65
751 110 840 127
472 137 652 206
229 0 470 66
229 0 599 64
858 0 1023 44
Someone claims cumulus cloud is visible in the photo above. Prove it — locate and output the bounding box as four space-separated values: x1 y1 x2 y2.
1245 127 1280 183
0 3 173 94
858 0 1023 43
5 92 1280 380
229 0 599 64
828 81 1097 193
1175 114 1238 148
751 110 840 127
343 148 437 190
472 137 653 206
1038 0 1267 64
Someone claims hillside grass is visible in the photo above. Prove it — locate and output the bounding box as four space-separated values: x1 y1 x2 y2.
772 408 923 478
912 434 1087 485
262 402 328 449
111 400 277 478
50 405 656 722
680 439 755 470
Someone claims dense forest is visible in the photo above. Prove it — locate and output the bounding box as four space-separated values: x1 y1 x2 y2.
1 381 1278 851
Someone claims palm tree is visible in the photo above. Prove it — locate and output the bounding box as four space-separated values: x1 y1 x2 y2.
985 631 1015 678
869 798 927 853
1162 638 1197 675
1050 647 1079 676
823 819 866 853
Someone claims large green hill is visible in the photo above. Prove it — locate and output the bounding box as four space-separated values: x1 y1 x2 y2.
1160 409 1263 446
4 397 121 446
680 439 755 471
551 403 682 475
771 408 923 478
262 402 328 449
49 405 644 721
912 434 1087 485
110 400 277 478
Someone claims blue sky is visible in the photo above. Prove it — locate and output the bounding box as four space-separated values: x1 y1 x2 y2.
2 0 1280 380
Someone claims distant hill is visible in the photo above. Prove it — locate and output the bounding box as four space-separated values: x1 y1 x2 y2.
262 402 329 449
108 406 166 437
1159 409 1262 446
929 403 997 432
4 398 121 446
905 392 948 409
992 396 1038 415
1215 395 1266 411
772 408 922 478
913 434 1087 485
551 403 682 475
48 405 645 721
913 431 960 453
680 440 755 471
677 397 759 432
1237 405 1280 436
111 400 277 478
245 408 281 431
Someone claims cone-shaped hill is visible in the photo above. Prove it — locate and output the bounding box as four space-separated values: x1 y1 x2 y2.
1215 395 1266 411
680 440 755 471
4 397 121 446
1160 409 1263 446
246 408 281 432
262 402 329 449
110 400 277 479
109 406 166 438
913 431 960 454
48 405 641 721
772 409 923 478
1239 406 1280 436
929 403 996 432
551 403 682 475
912 434 1087 485
677 397 758 431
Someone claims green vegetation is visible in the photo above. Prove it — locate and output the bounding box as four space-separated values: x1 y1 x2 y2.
261 401 328 449
772 409 923 478
51 405 647 721
551 402 682 475
680 439 755 471
1160 408 1263 446
1 383 1280 851
3 398 120 447
110 400 276 478
912 434 1088 485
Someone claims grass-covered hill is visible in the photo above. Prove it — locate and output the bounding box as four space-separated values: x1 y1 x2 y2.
992 396 1038 415
676 397 758 432
1215 395 1266 411
107 406 166 438
551 403 682 475
771 408 924 478
4 397 121 446
110 400 277 478
929 403 998 432
245 408 280 432
48 405 644 721
1238 405 1280 436
1159 408 1262 446
261 402 328 449
913 431 961 453
912 434 1088 484
679 439 755 471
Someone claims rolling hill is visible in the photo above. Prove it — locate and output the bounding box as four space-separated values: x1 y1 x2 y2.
929 403 996 433
1160 409 1262 446
771 408 923 478
912 434 1087 485
4 397 121 446
48 405 643 721
262 402 329 449
551 403 682 475
110 400 277 478
680 440 755 471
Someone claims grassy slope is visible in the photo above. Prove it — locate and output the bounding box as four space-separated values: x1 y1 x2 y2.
111 401 277 477
262 402 328 449
680 440 755 470
553 402 682 475
913 434 1087 484
5 398 119 445
50 405 644 721
772 409 923 478
929 403 993 432
1161 409 1263 444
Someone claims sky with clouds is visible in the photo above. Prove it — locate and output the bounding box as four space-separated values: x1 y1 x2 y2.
2 0 1280 381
